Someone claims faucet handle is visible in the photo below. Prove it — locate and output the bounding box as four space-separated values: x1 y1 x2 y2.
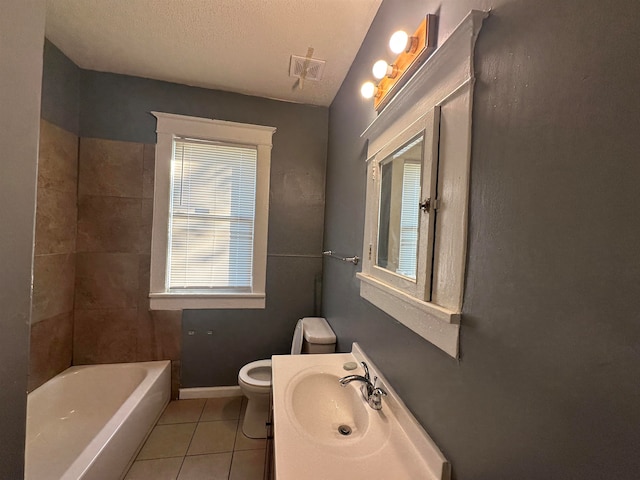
368 384 387 410
372 376 386 395
360 361 370 381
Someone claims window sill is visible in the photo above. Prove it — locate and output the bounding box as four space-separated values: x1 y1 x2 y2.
149 292 266 310
356 273 459 357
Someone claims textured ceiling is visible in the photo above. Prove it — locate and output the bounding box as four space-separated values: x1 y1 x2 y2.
45 0 382 107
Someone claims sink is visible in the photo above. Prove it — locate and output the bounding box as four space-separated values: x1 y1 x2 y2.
286 371 371 445
272 347 450 480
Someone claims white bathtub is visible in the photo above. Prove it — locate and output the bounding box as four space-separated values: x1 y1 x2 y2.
26 361 170 480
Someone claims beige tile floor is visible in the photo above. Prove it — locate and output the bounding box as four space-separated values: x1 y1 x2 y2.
125 396 266 480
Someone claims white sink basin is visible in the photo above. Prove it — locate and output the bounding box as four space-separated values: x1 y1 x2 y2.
272 345 450 480
288 371 368 442
285 368 392 453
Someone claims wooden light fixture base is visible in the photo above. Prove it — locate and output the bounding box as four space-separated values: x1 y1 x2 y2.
374 14 438 112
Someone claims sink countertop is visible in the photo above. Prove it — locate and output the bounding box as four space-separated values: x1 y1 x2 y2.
271 343 450 480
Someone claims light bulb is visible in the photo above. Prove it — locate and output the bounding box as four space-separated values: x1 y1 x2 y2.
360 81 376 99
389 30 409 54
372 60 390 80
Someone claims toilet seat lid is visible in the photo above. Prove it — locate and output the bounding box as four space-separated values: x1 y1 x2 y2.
291 319 304 355
238 359 272 387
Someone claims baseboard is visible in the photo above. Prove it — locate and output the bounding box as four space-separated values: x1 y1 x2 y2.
179 385 242 399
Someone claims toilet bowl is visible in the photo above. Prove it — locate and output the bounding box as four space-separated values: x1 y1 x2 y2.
238 317 336 439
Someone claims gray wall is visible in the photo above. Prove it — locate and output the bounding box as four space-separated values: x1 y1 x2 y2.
78 70 329 387
41 40 80 135
0 0 45 477
324 0 640 479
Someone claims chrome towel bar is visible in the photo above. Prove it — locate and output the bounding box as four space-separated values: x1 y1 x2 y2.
322 250 360 265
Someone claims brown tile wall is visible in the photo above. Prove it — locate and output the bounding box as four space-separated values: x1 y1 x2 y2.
29 120 78 391
75 137 181 398
30 127 182 397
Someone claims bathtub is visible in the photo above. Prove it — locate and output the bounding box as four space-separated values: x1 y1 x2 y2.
26 361 170 480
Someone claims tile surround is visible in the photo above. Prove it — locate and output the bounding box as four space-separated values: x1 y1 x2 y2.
73 308 138 364
28 312 73 391
31 126 181 394
32 253 76 324
78 137 143 197
76 195 143 253
34 186 77 255
29 119 78 390
37 119 78 194
74 252 139 310
150 310 183 360
142 143 155 199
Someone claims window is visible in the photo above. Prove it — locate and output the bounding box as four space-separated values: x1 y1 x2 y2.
149 112 276 309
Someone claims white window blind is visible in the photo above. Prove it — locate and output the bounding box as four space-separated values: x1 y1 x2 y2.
397 161 421 279
168 137 257 291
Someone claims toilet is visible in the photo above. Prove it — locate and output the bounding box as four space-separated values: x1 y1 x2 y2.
237 317 336 438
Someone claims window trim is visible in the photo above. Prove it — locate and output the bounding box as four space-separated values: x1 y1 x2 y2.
149 112 276 310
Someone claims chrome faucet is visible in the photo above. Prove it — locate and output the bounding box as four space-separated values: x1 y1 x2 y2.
339 361 387 410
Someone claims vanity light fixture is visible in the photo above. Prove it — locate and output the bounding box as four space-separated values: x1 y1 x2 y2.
389 30 418 54
360 14 438 111
372 60 397 80
360 81 378 99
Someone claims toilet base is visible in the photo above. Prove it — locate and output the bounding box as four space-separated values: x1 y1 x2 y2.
241 393 270 439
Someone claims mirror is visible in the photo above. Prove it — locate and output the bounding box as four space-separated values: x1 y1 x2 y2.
376 135 424 280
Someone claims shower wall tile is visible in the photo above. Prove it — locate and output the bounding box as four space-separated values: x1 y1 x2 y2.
30 119 78 389
142 143 155 199
79 137 143 198
138 254 151 308
32 253 76 324
136 309 156 362
77 195 142 253
139 198 154 254
171 360 181 400
74 308 138 364
71 136 180 392
151 310 182 361
75 252 139 309
28 311 73 391
34 186 77 255
38 119 78 194
136 309 182 362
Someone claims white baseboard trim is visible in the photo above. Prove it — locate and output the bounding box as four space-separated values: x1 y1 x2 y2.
179 386 242 399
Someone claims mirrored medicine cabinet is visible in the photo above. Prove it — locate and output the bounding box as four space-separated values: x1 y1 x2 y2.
357 10 488 358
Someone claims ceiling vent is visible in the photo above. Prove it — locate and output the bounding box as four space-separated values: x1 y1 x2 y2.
289 55 326 81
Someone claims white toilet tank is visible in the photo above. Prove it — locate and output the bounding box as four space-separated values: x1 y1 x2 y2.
300 317 336 354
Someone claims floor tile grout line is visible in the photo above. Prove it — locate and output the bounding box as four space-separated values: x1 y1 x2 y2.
176 421 200 477
175 453 188 480
228 414 243 479
196 398 206 423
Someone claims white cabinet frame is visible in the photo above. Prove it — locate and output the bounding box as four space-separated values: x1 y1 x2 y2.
357 10 488 358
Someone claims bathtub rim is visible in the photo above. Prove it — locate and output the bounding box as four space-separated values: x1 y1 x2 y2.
25 360 171 480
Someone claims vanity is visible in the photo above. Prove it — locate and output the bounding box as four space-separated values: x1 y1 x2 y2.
271 344 450 480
